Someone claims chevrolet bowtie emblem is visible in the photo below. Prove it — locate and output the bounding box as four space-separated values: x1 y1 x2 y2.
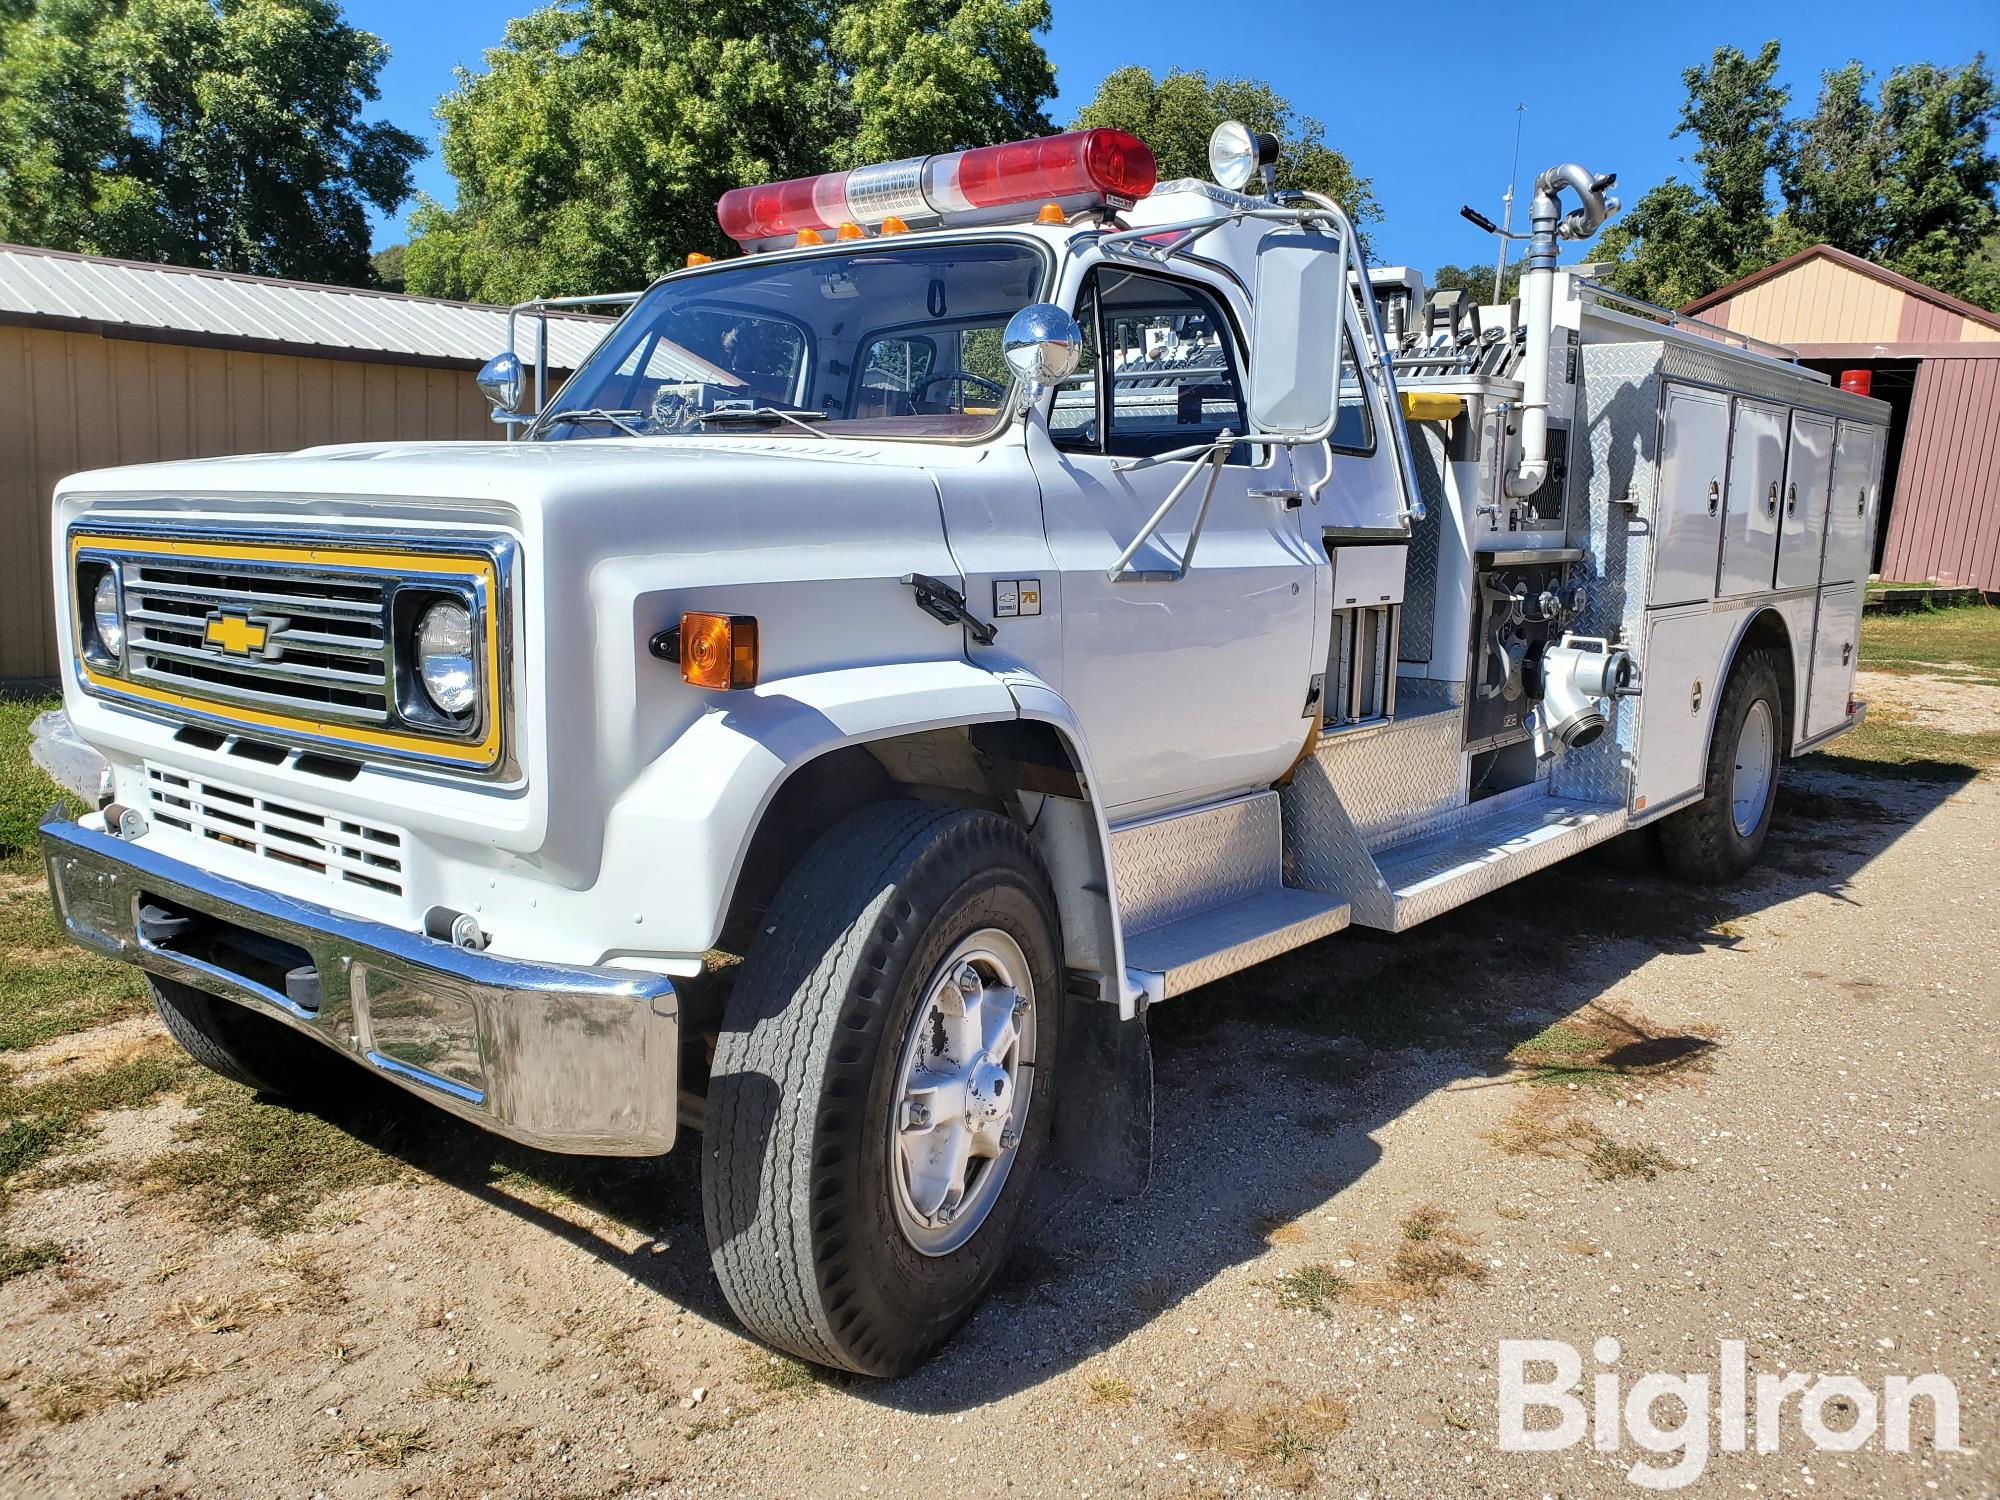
203 611 272 657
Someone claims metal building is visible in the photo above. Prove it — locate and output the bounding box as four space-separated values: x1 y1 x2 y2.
1681 244 2000 593
0 243 610 681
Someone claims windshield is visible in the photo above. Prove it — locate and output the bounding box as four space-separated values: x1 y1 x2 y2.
535 240 1049 441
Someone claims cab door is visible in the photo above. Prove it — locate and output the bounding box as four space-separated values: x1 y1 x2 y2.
1029 265 1318 818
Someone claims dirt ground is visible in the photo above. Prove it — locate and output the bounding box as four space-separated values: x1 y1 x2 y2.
1 744 1995 1498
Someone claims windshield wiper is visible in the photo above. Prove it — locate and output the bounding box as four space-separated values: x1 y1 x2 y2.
542 408 645 437
691 407 831 439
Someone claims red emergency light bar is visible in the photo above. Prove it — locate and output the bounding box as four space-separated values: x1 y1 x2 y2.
717 129 1157 248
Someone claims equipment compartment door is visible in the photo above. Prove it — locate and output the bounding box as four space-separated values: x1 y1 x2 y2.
1804 583 1862 739
1822 423 1883 586
1633 603 1740 816
1650 385 1729 607
1775 411 1835 591
1718 399 1785 598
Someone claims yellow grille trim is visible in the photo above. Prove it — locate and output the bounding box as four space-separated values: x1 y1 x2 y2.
70 531 504 769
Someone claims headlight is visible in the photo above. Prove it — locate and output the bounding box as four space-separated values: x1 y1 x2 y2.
415 601 477 716
91 570 125 658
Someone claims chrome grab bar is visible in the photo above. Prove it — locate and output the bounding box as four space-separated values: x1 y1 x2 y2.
501 292 645 437
1105 433 1233 583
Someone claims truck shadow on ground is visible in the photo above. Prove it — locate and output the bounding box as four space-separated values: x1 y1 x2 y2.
286 754 1969 1410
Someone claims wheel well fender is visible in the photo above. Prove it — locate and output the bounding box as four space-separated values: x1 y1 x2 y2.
1700 607 1798 768
632 660 1133 1014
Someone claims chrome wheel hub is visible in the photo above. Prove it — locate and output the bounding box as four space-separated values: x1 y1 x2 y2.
1731 698 1776 837
888 930 1035 1256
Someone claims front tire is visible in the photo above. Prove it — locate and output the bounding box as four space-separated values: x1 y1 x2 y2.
1659 649 1783 882
148 975 328 1097
700 800 1062 1376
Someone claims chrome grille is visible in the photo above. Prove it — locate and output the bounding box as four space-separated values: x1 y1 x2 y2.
144 763 405 896
122 558 393 723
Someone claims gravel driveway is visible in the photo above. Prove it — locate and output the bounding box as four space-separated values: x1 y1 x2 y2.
1 748 1992 1499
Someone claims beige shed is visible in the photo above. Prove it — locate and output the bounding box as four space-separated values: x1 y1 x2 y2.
0 243 611 681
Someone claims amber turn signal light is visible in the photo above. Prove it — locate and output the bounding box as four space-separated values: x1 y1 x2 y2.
677 611 759 690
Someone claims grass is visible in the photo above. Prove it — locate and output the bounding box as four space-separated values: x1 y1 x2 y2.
418 1363 492 1403
0 693 85 875
737 1350 826 1399
1827 704 2000 777
0 880 149 1055
1273 1262 1348 1316
0 1237 64 1284
322 1427 432 1469
1178 1390 1349 1490
1489 1092 1682 1183
1827 603 2000 776
125 1077 403 1237
0 1039 192 1196
1859 603 2000 679
1084 1372 1137 1408
1505 1006 1717 1095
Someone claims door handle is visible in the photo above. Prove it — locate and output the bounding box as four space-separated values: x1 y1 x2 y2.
1857 487 1867 514
1786 482 1797 516
1841 641 1852 665
1707 479 1719 516
1250 487 1303 509
1765 480 1779 516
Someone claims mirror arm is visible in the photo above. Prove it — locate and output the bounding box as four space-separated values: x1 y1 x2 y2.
1106 433 1232 583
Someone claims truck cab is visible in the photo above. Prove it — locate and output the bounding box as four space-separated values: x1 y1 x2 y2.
40 123 1883 1376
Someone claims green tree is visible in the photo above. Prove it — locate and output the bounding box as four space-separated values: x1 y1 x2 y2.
1070 66 1379 245
405 0 1055 303
370 241 407 292
1595 42 1790 305
1595 44 2000 312
1873 58 2000 304
1430 261 1522 307
0 0 425 285
1778 60 1884 255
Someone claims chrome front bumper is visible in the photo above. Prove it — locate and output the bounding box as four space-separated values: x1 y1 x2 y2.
41 816 678 1156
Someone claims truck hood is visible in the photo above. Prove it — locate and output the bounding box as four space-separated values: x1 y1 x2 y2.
55 433 987 517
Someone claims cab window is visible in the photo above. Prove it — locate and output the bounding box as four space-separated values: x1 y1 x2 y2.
1056 270 1251 463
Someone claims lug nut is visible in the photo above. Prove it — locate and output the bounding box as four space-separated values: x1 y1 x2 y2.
955 964 981 997
999 1127 1020 1151
906 1100 930 1129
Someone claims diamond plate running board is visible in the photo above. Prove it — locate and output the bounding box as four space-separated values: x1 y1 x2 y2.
1123 886 1351 1005
1365 797 1629 932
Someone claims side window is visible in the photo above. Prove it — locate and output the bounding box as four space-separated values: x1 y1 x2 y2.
854 335 937 418
1048 280 1100 448
1334 353 1375 452
1099 271 1248 460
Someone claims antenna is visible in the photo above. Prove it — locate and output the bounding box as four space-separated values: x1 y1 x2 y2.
1494 103 1525 302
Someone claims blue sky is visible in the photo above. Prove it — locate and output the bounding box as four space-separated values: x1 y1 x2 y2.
345 0 1998 276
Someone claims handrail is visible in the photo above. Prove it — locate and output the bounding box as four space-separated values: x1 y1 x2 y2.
503 292 646 435
1099 194 1426 527
1279 191 1426 525
1572 279 1798 363
1105 433 1233 583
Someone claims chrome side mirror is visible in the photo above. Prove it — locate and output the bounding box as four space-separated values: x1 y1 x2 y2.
477 351 525 417
1003 303 1083 410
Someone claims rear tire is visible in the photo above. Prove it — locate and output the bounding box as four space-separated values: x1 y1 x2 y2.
700 800 1062 1376
148 976 328 1097
1659 650 1783 882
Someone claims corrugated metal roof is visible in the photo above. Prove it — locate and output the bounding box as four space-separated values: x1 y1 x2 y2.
0 242 616 370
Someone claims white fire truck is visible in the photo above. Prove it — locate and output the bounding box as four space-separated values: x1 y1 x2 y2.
40 122 1885 1374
